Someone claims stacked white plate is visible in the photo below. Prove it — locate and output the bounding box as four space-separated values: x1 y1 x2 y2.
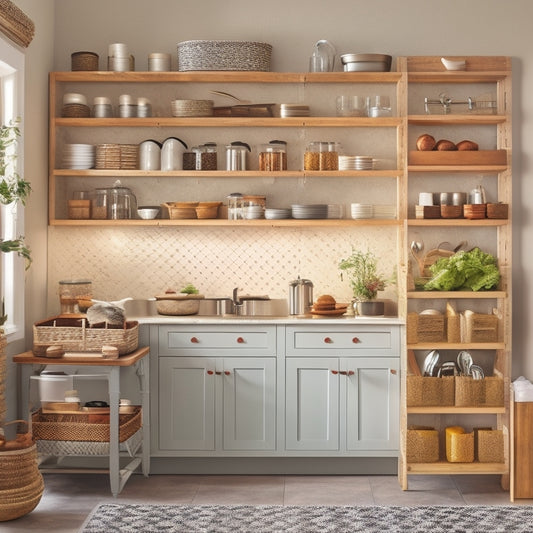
280 103 310 117
291 204 328 219
265 208 291 220
373 204 396 219
62 143 95 169
171 99 214 117
339 155 375 170
327 204 345 219
243 205 264 220
350 203 373 219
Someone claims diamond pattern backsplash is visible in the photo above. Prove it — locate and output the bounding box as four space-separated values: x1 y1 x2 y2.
47 226 398 314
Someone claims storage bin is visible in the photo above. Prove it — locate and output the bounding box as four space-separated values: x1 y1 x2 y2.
177 40 272 72
455 376 504 407
476 429 504 463
461 310 499 343
406 426 439 463
407 375 455 407
446 426 474 463
407 312 445 343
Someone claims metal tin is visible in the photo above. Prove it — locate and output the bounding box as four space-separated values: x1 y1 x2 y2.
289 277 314 315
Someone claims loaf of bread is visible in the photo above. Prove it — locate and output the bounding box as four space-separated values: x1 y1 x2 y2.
435 139 457 151
456 140 479 151
416 134 436 151
313 294 336 311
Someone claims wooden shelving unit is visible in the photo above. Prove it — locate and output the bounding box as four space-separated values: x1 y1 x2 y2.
398 56 512 491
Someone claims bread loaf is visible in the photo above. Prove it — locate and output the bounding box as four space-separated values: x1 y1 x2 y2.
416 134 436 151
456 140 479 151
313 294 336 311
435 139 457 151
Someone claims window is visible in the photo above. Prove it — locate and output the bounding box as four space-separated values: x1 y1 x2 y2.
0 34 25 340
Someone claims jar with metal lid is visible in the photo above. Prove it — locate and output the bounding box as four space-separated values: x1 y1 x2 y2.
118 94 137 118
227 192 244 220
136 97 152 118
58 279 92 315
259 140 287 171
304 141 324 170
92 96 113 118
194 143 218 170
226 141 251 171
320 141 339 170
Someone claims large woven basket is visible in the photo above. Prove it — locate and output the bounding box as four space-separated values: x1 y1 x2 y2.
177 40 272 71
33 317 139 355
0 421 44 522
31 406 141 443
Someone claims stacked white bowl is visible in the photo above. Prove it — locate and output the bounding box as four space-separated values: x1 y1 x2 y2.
62 144 95 169
350 203 373 219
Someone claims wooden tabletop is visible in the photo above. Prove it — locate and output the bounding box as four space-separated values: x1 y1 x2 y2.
13 346 149 367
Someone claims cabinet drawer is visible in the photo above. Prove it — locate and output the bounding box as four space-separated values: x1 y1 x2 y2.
286 325 400 356
158 325 277 356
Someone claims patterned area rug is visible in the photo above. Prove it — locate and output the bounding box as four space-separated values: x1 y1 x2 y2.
79 503 533 532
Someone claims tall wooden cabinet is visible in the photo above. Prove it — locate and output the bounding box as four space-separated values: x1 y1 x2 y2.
398 56 512 489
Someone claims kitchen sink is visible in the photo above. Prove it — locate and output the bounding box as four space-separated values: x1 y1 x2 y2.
125 298 289 318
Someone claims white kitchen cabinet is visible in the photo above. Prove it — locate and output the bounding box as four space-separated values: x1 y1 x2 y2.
153 325 277 454
285 356 399 453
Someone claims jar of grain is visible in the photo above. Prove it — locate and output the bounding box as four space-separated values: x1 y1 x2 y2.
320 141 339 170
259 140 287 171
92 188 109 219
194 143 218 170
304 141 324 171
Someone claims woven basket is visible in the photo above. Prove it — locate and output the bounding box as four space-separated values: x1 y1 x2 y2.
32 317 139 355
71 51 99 71
406 426 439 463
177 40 272 71
0 421 44 522
32 406 141 442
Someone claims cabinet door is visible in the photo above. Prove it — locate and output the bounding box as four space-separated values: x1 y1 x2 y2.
222 357 277 451
285 358 339 451
158 357 216 451
345 357 399 451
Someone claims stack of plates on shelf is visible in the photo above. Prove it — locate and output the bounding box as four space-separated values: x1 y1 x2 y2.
339 155 375 170
171 99 214 117
327 204 345 219
350 203 373 219
372 204 396 219
243 205 264 220
291 204 328 219
265 208 291 220
280 103 310 117
61 143 95 169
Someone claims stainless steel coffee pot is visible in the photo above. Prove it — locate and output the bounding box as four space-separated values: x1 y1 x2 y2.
289 277 314 315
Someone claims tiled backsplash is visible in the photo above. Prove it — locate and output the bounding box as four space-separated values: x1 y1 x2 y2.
47 226 398 315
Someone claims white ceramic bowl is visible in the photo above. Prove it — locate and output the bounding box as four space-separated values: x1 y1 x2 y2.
137 206 160 219
63 92 87 105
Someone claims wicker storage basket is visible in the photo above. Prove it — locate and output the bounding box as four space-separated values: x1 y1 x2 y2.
177 40 272 71
461 310 499 343
32 317 139 356
406 426 439 463
31 406 141 442
407 376 455 407
71 51 99 71
407 312 445 343
446 426 474 463
0 421 44 522
476 429 504 463
455 375 504 407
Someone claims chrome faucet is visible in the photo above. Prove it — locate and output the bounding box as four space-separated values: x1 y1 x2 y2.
232 287 244 314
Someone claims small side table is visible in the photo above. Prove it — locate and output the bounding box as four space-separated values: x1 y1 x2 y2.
14 347 150 497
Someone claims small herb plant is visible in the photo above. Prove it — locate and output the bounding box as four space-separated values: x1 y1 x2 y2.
338 248 387 301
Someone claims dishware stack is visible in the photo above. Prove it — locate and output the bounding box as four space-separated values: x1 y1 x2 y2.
280 104 310 117
108 43 132 72
327 204 345 219
61 144 95 169
171 99 214 117
243 205 264 220
373 205 396 219
264 208 291 220
350 203 373 219
291 204 328 219
62 93 90 118
339 155 375 170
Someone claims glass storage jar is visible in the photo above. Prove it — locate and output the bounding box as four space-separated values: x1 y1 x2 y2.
259 140 287 171
320 141 339 170
58 279 92 315
227 192 244 220
92 188 108 219
304 141 324 170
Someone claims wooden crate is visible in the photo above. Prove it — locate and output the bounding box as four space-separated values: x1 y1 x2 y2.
408 150 507 166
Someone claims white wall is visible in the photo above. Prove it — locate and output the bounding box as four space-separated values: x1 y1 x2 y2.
13 0 533 378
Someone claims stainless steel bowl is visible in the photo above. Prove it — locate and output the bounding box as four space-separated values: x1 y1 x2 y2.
341 54 392 72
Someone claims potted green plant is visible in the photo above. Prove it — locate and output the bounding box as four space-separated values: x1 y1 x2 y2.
338 248 387 316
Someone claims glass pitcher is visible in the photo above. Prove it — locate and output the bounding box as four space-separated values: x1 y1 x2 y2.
309 40 336 72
